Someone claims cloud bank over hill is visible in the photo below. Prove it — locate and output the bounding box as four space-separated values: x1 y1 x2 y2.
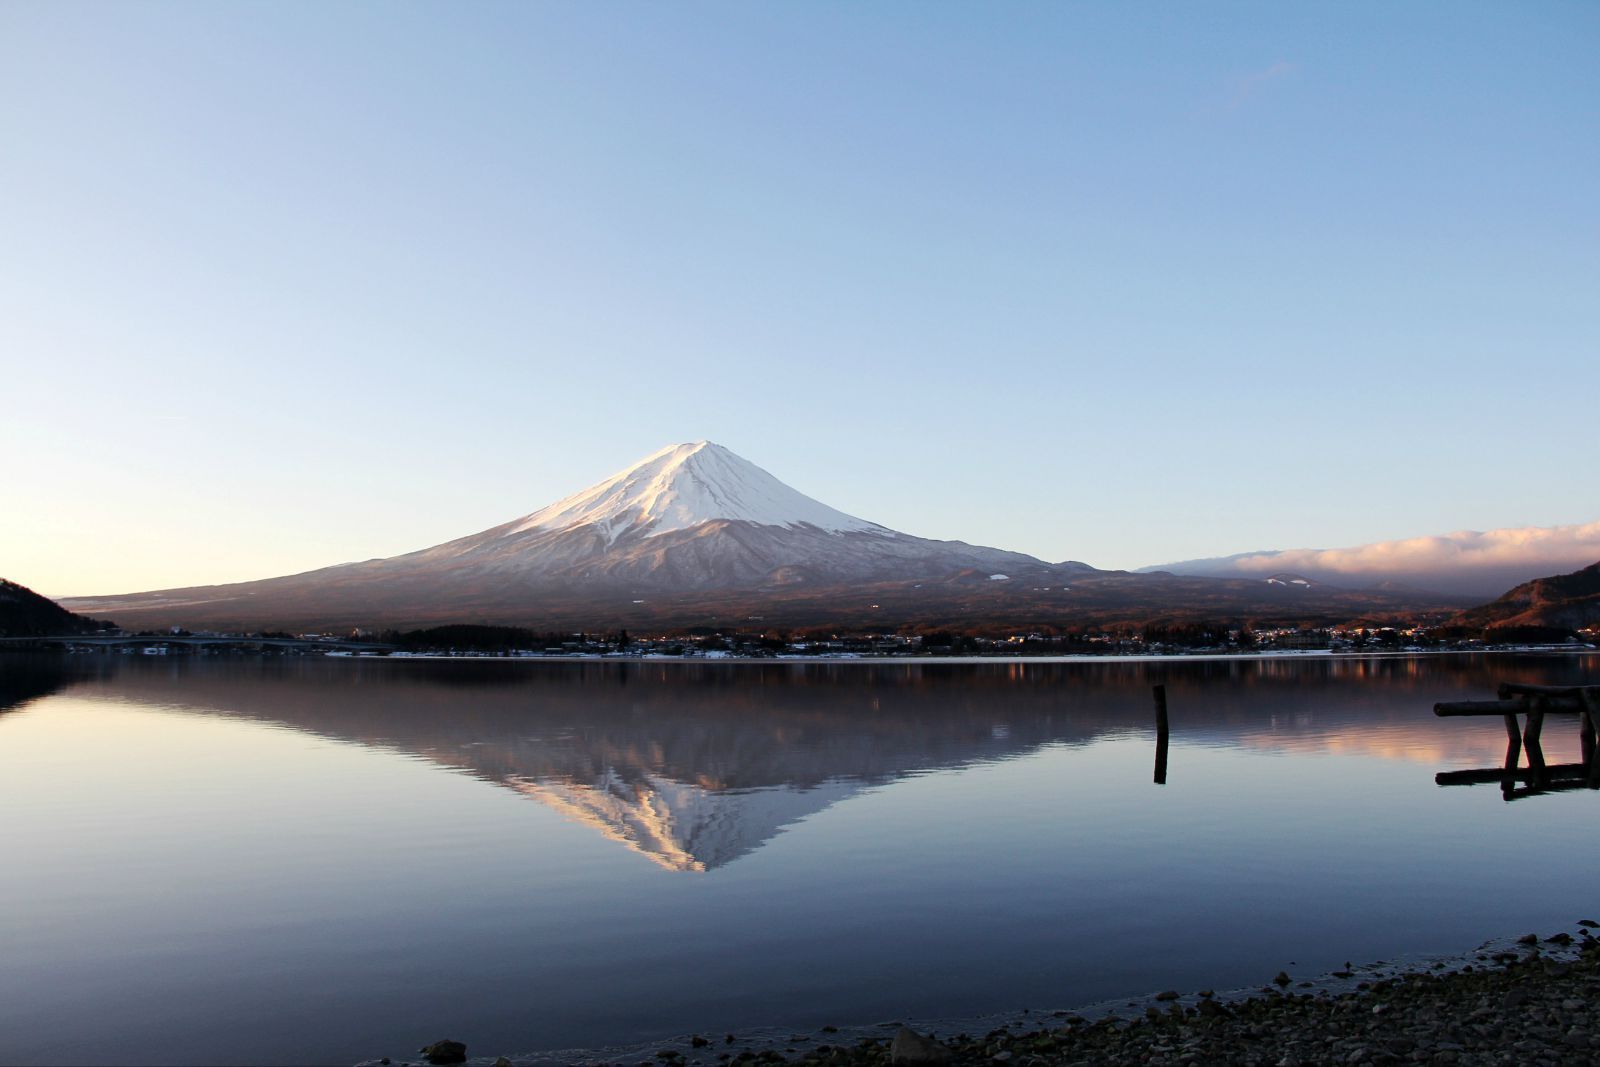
1142 521 1600 599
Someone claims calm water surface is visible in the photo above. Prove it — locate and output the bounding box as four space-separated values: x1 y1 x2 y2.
2 653 1597 1065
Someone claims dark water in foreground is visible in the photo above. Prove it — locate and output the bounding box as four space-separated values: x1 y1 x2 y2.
1 652 1597 1065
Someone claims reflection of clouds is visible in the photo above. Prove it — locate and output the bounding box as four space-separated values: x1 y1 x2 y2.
1233 718 1588 767
1235 727 1505 766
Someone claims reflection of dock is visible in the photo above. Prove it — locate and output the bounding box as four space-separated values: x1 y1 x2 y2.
1434 683 1599 801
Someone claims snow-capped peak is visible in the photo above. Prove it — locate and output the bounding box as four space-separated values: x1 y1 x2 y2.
508 441 887 542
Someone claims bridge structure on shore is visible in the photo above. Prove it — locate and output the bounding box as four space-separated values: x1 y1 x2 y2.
0 634 394 654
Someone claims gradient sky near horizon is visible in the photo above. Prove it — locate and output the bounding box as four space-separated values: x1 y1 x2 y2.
4 2 1598 596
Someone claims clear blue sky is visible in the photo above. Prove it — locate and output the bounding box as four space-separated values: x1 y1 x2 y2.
4 2 1597 595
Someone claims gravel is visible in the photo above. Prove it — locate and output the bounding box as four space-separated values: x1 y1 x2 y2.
362 926 1600 1067
800 933 1600 1066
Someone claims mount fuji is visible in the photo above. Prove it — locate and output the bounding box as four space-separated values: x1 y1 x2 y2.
426 440 1059 589
63 441 1468 632
64 442 1085 630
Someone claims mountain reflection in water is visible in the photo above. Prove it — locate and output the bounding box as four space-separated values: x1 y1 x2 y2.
26 652 1598 872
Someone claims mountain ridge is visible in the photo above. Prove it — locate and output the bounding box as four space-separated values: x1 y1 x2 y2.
0 578 113 637
58 442 1475 632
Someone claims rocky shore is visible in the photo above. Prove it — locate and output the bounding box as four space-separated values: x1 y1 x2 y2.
371 923 1600 1067
848 929 1600 1067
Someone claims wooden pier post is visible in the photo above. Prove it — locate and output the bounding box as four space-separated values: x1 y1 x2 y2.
1501 738 1521 801
1435 683 1600 800
1582 690 1600 788
1524 696 1546 748
1525 731 1550 789
1153 684 1169 785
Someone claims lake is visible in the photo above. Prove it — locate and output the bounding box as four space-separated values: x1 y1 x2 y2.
2 652 1597 1065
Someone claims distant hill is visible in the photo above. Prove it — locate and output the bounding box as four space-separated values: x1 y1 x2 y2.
0 579 114 637
1450 561 1600 635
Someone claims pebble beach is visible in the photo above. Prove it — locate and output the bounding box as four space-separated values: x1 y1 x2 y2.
378 923 1600 1067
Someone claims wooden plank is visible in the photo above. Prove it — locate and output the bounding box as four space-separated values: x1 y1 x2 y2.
1437 768 1514 785
1436 762 1589 786
1434 700 1528 716
1503 779 1600 802
1434 697 1583 716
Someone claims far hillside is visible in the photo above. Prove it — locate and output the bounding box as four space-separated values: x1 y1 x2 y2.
0 579 116 637
1447 560 1600 641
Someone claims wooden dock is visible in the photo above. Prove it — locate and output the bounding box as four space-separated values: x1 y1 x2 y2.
1435 682 1599 748
1433 683 1600 799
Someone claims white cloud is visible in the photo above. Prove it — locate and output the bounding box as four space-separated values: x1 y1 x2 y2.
1225 521 1600 578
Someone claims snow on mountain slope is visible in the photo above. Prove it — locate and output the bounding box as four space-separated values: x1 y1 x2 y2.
362 440 1052 590
507 441 887 542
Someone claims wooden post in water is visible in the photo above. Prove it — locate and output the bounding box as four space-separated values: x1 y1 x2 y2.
1525 736 1550 790
1501 709 1522 800
1524 696 1546 749
1153 684 1169 785
1435 683 1600 798
1582 690 1600 788
1501 738 1521 801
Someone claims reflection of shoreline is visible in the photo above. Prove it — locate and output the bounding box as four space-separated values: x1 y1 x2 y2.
46 657 1106 871
380 649 1600 665
0 654 113 714
22 652 1597 871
